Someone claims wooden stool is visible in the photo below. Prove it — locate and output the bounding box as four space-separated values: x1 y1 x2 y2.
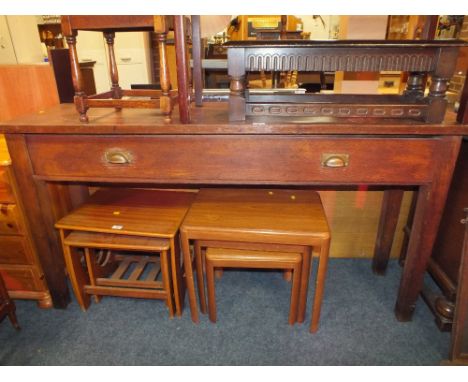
61 230 174 316
0 271 20 330
55 188 196 316
61 15 199 123
205 247 302 324
180 188 331 332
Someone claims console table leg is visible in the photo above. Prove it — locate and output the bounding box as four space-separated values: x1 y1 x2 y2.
395 136 461 321
449 209 468 364
372 189 404 275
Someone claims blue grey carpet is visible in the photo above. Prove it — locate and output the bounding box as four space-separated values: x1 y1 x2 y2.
0 259 450 365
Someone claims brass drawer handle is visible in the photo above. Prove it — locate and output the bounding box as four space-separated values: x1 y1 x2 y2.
105 150 132 165
321 154 349 168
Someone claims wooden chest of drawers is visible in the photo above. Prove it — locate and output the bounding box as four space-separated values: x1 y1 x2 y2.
0 136 51 308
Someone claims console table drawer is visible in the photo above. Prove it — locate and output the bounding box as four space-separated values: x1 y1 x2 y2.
27 135 436 184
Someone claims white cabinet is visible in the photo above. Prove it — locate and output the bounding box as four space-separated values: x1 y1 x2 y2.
0 16 43 64
114 32 152 89
0 16 17 64
75 30 152 93
75 31 110 94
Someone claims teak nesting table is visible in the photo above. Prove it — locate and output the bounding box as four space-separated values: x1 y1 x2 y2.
179 188 330 328
54 188 196 316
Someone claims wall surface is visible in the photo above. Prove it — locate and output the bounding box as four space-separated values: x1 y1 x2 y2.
3 16 44 64
0 16 17 64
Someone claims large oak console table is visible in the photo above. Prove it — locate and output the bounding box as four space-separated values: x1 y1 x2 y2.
1 103 467 360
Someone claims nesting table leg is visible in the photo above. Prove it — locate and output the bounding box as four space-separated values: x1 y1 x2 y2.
160 249 175 318
297 246 312 323
59 231 90 311
194 241 207 314
205 256 217 323
180 230 199 323
310 238 331 333
83 248 101 304
288 261 302 325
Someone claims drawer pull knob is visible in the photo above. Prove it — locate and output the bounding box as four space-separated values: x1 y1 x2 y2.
321 154 349 168
105 151 132 165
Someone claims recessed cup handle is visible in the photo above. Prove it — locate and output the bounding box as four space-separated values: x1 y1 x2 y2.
105 150 132 165
321 153 349 168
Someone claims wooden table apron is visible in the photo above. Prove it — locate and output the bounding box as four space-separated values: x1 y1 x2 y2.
3 131 463 324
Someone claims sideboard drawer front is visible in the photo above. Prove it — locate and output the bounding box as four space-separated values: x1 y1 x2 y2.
0 204 22 235
0 267 44 292
0 235 31 265
0 168 15 204
26 135 436 184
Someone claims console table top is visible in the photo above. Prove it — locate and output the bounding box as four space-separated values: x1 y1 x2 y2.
224 39 468 48
1 103 467 136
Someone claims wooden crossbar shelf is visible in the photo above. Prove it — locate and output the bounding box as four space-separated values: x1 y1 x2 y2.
96 254 163 290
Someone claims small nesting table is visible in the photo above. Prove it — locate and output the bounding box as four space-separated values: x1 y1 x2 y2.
55 188 196 316
180 188 330 331
205 247 303 324
60 231 174 315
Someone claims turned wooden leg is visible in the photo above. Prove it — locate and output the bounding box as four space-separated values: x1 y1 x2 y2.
404 72 426 97
228 47 246 122
154 16 172 119
66 34 88 122
191 15 203 107
174 15 191 123
372 189 404 275
104 32 122 102
426 76 449 123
